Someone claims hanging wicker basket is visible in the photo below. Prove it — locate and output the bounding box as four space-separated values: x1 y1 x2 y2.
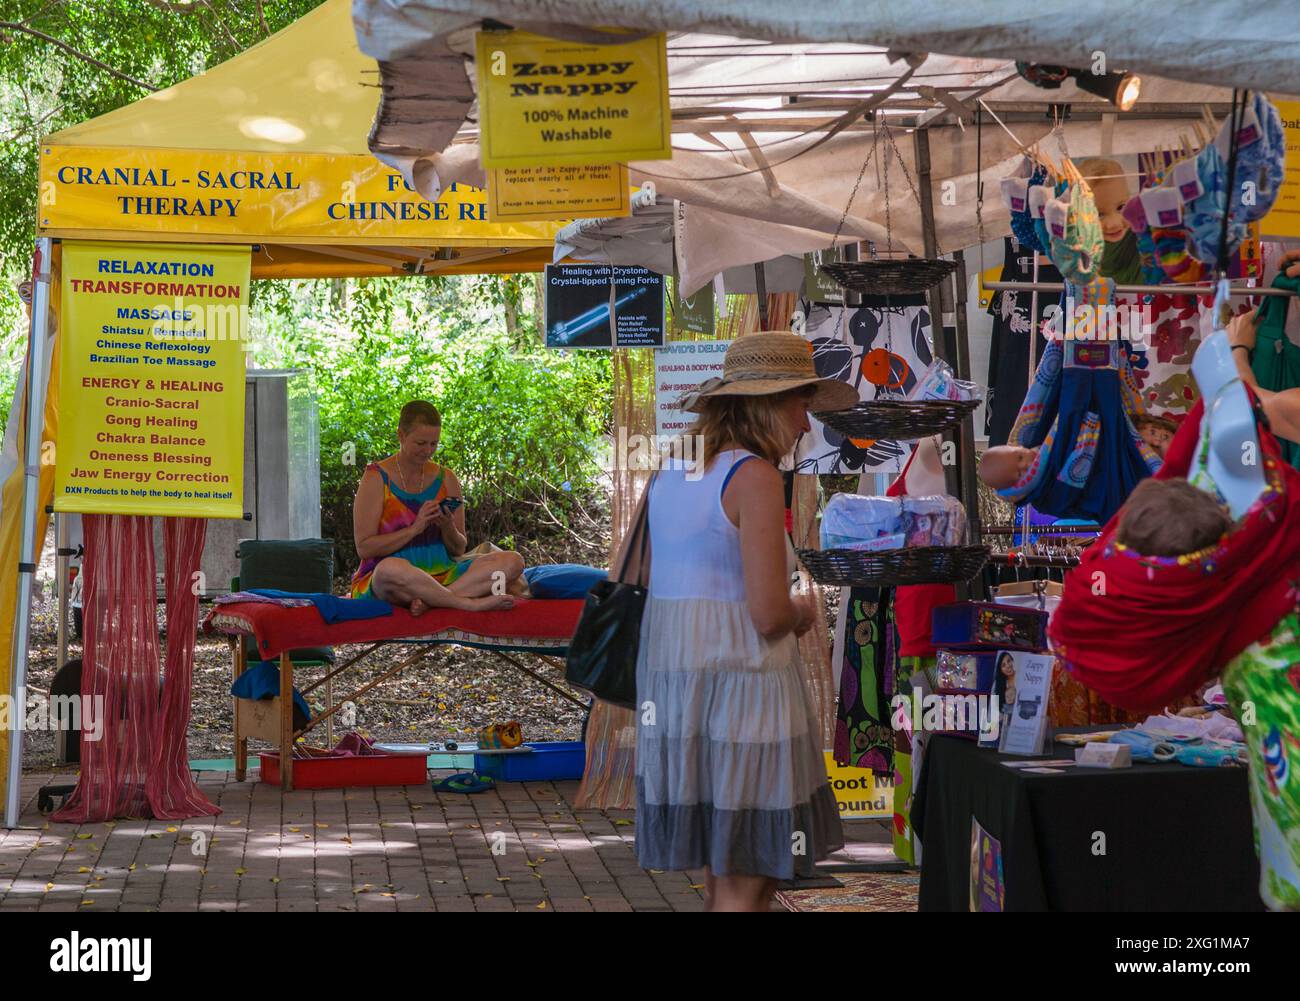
797 545 990 587
820 258 957 296
813 398 980 441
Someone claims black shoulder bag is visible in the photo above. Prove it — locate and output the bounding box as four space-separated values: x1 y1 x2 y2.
564 475 653 710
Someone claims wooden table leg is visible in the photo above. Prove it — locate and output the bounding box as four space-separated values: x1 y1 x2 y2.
325 673 334 749
233 639 247 782
280 650 294 792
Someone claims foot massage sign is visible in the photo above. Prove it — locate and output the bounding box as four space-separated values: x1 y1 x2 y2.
53 241 248 518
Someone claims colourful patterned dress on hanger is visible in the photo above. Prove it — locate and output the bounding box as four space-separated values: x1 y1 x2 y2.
1001 334 1161 524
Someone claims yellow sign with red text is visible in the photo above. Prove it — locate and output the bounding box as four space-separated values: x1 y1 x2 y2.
38 146 560 246
54 241 248 518
475 29 671 169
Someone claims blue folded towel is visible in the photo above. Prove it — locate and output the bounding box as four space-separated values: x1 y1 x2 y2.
230 661 313 721
247 588 393 623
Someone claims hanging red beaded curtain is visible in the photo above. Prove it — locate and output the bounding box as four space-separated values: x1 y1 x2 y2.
53 515 219 823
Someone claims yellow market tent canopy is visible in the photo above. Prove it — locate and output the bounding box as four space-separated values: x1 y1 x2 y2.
37 0 557 278
4 0 566 823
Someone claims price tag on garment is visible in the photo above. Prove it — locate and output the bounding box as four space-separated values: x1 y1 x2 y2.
475 28 671 169
1075 742 1133 769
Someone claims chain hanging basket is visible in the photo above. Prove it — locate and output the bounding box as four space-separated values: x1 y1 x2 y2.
813 397 980 441
797 544 990 587
819 257 957 297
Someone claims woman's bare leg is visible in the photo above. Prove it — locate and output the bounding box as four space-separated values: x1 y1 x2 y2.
710 873 777 913
371 557 513 613
446 551 526 598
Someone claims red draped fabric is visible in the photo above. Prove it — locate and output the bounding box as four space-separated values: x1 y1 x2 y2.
53 514 219 823
1050 395 1300 712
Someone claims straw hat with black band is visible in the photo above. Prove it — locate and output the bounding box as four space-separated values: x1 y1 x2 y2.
678 331 859 413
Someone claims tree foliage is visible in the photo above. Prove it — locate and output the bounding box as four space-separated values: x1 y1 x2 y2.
0 2 614 571
254 274 611 575
0 0 327 409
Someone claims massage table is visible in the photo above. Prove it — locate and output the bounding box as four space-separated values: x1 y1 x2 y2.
202 598 585 791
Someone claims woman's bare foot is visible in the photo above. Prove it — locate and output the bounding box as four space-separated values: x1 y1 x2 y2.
409 597 429 616
507 576 532 598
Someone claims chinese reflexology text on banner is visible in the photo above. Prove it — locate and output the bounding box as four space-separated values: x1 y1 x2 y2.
54 241 248 518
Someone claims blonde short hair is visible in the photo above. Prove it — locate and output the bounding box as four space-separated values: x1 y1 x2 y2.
687 387 811 467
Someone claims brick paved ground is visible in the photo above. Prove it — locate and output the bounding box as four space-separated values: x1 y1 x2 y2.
0 769 895 912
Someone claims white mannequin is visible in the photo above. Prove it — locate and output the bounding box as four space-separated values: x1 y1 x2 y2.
902 434 949 496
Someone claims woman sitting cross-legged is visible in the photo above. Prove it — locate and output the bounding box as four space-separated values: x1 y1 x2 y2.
350 400 523 614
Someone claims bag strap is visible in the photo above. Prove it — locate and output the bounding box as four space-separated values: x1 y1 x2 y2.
615 472 655 584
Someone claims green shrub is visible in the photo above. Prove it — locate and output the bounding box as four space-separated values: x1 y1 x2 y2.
255 276 612 578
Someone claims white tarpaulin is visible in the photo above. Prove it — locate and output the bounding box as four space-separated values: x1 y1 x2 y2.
353 1 1300 93
351 1 1300 284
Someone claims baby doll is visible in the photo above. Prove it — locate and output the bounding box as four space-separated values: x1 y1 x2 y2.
1078 158 1143 285
1115 477 1231 556
1133 415 1179 461
978 444 1038 491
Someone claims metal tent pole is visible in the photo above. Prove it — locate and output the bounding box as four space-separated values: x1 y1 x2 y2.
5 237 53 830
914 128 983 598
986 280 1293 298
950 249 984 558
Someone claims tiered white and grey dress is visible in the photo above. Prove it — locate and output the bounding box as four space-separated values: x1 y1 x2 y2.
634 448 844 878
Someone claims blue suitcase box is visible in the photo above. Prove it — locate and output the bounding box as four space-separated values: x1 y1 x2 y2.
931 602 1048 652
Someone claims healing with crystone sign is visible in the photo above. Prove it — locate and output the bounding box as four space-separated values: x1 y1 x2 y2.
476 28 672 169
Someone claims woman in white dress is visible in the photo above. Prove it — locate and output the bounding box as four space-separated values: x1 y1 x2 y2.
634 332 858 912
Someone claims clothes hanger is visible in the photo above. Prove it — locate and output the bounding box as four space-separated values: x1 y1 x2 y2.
993 579 1063 598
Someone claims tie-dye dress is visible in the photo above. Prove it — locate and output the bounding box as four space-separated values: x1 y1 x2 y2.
349 461 473 599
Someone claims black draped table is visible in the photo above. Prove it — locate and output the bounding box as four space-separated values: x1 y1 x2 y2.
913 732 1263 911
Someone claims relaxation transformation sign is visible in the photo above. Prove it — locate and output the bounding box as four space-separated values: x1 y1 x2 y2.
54 241 248 518
475 29 671 169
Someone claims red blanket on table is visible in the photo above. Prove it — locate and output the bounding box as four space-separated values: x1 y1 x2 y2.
203 597 584 660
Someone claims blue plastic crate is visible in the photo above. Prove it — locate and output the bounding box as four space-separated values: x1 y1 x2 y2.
474 741 586 782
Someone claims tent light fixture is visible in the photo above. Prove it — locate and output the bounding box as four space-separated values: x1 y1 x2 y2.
1016 62 1141 111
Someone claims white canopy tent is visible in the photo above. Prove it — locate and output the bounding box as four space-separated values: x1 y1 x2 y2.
344 4 1300 814
350 1 1300 291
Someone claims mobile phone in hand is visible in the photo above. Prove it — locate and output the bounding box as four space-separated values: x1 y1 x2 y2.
440 497 463 514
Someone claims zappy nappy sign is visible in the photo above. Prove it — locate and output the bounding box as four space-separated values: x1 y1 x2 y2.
53 241 248 519
474 29 672 169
